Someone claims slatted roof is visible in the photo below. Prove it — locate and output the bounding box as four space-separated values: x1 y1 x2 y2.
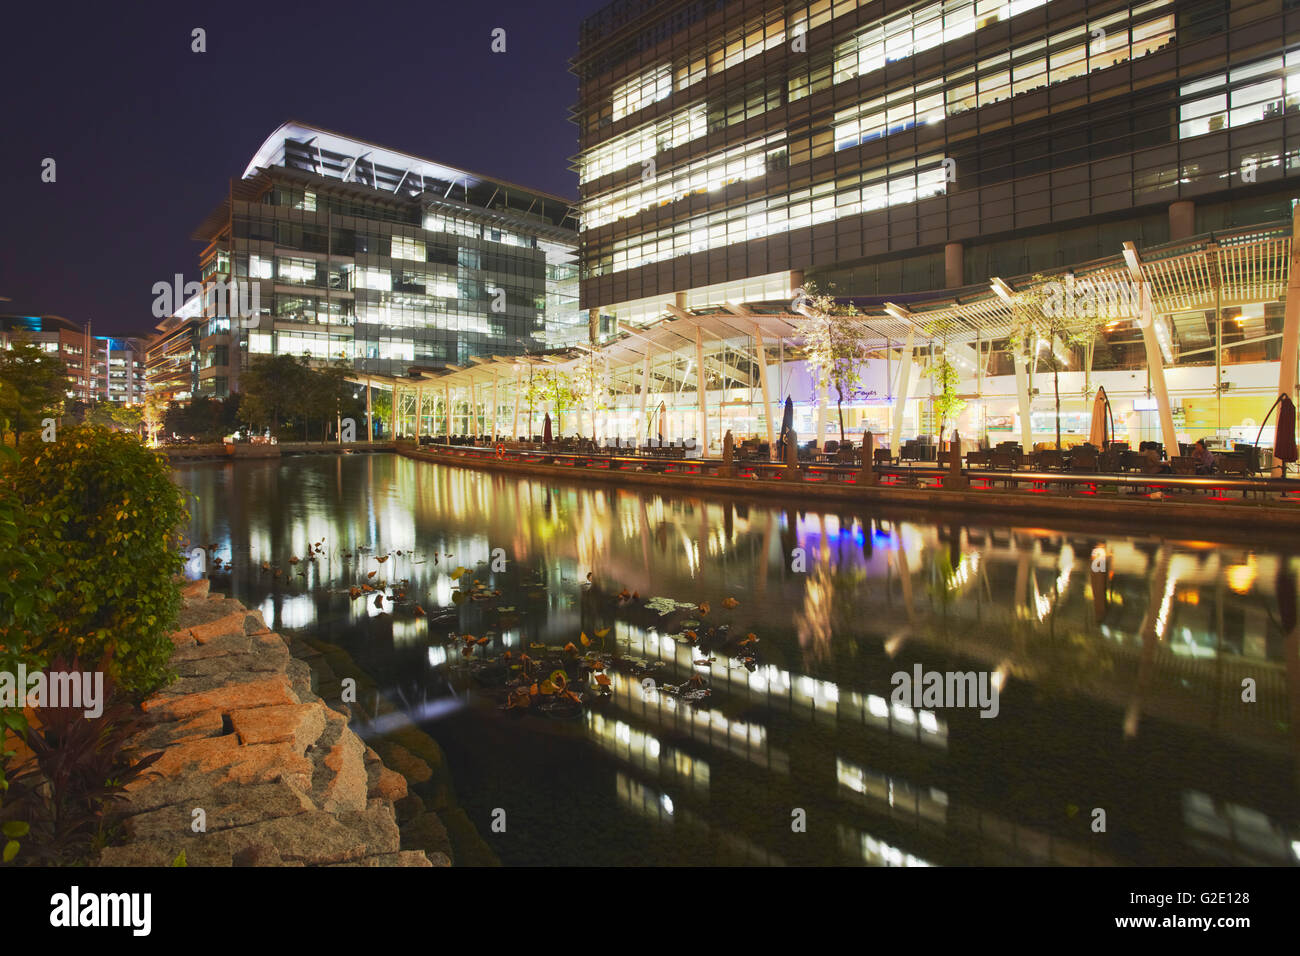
366 219 1293 391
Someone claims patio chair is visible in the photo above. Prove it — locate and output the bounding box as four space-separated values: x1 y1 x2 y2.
1069 449 1099 472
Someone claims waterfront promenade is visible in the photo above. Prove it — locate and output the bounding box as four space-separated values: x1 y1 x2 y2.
396 439 1300 533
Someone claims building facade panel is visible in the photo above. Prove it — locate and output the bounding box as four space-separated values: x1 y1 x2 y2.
575 0 1300 327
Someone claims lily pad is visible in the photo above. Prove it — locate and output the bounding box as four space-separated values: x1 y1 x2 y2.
645 596 696 616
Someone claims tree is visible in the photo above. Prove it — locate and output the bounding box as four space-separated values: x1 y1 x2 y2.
141 392 167 446
82 402 142 434
0 340 68 445
571 357 611 439
1009 274 1110 450
522 369 545 436
240 354 306 438
792 283 870 445
1005 276 1052 448
924 356 967 447
534 369 579 435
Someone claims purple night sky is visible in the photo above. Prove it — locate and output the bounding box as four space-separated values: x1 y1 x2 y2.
0 0 601 336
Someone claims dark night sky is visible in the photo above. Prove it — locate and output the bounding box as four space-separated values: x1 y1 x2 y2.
0 0 603 337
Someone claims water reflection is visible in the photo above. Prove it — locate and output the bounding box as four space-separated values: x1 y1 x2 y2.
174 454 1300 866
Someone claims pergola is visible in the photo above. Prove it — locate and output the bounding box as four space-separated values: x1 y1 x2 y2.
350 213 1299 461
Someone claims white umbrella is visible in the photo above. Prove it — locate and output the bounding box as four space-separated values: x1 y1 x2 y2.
1088 386 1110 447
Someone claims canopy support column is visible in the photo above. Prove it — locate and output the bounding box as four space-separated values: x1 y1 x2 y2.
512 366 521 440
1277 205 1300 474
1137 283 1179 455
890 328 916 455
640 350 651 439
365 378 373 443
696 326 708 456
756 330 774 447
1014 354 1033 450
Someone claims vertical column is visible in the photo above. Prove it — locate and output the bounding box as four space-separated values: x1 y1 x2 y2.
588 308 599 346
696 326 708 456
890 328 916 455
492 371 499 441
755 329 774 447
1138 282 1179 455
1277 205 1300 474
1014 355 1033 450
512 366 521 440
444 384 452 439
416 386 423 440
790 270 804 294
389 385 397 440
365 378 373 443
944 241 964 289
1169 201 1196 242
640 350 651 440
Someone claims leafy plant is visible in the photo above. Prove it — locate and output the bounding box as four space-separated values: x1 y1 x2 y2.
0 338 68 445
10 424 188 698
0 658 162 866
1006 274 1109 450
924 356 967 446
0 443 58 802
793 282 869 445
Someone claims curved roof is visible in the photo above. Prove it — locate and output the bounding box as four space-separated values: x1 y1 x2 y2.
242 121 577 208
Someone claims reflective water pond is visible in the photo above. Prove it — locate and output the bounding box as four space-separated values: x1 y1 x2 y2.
174 453 1300 866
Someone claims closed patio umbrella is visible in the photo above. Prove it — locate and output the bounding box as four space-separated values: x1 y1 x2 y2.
1088 386 1111 447
1276 394 1297 465
543 413 552 445
778 396 794 457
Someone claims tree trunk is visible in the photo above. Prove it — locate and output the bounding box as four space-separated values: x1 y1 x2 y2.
836 383 846 444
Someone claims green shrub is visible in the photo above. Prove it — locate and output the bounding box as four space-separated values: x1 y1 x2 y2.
0 444 57 799
8 425 188 699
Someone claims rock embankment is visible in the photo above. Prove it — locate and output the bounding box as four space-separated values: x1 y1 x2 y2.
98 580 442 867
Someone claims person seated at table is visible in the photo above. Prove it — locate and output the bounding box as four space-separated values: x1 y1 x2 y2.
1193 438 1216 475
1140 444 1171 474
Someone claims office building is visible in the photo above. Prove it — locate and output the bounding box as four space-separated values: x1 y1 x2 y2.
179 122 581 398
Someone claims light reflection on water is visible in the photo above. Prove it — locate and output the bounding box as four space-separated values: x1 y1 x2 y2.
174 453 1300 866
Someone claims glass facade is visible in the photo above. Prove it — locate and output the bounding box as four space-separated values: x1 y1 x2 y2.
183 124 581 397
574 0 1300 329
